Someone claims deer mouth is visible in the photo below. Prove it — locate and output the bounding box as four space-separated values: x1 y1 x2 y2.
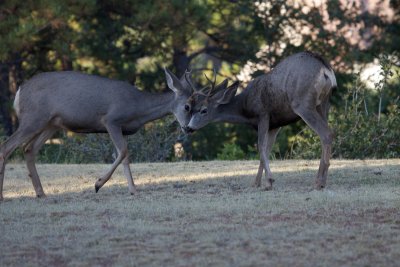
182 126 195 134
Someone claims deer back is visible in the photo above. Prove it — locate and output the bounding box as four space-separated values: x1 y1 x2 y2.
242 52 336 126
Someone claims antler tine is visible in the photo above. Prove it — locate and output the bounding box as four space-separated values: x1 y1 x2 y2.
204 68 217 97
184 71 196 92
191 84 210 97
198 85 210 94
212 67 217 85
203 73 211 85
211 68 217 96
203 74 213 97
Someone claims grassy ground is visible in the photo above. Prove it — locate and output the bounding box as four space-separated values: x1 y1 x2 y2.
0 159 399 266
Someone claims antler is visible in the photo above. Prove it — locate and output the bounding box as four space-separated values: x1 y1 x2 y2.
189 68 221 99
184 68 196 93
191 85 210 97
203 68 217 98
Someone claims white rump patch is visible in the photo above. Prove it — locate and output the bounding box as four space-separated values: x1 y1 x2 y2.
315 68 336 105
323 67 337 88
13 88 21 117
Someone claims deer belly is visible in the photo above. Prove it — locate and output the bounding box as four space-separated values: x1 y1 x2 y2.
50 115 107 133
269 111 300 129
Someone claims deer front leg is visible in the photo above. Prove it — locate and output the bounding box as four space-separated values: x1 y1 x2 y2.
253 162 263 187
265 128 280 189
257 120 275 191
253 127 280 188
253 163 275 190
95 123 131 193
294 107 333 189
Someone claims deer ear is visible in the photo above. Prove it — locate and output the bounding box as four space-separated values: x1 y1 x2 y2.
214 81 239 105
214 79 228 92
207 79 228 102
164 68 185 94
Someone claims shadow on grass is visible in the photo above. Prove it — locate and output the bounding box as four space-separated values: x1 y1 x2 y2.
2 161 399 202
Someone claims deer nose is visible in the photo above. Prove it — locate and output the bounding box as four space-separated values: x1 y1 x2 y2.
182 126 195 134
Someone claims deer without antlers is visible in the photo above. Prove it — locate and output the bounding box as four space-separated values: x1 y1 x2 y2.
0 69 195 200
186 52 337 190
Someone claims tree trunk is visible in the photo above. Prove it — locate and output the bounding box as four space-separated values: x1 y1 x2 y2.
0 64 12 136
172 47 194 159
172 47 190 77
0 55 22 136
61 55 73 71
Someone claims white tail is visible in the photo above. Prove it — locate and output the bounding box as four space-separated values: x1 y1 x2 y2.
13 88 21 117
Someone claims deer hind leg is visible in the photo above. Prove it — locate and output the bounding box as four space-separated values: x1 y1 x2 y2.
0 126 45 200
253 128 280 188
295 107 333 190
95 124 135 194
23 127 57 198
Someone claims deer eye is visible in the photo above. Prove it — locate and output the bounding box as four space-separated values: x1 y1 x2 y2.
184 104 191 112
200 108 208 115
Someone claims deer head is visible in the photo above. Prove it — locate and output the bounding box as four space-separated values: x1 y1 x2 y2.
186 74 240 132
164 68 195 131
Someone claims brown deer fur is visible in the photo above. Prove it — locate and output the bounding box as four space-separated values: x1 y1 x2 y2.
186 52 337 190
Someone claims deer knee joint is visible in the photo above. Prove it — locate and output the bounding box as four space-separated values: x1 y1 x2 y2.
323 130 334 145
24 146 33 154
119 148 128 159
0 153 4 167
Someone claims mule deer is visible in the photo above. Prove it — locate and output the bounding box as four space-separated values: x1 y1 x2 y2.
0 69 195 200
186 52 337 190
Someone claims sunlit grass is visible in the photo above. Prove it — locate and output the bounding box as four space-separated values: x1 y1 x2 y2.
0 159 399 266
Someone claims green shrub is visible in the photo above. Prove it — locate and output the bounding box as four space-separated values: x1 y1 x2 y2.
290 53 400 159
35 116 180 163
217 143 246 160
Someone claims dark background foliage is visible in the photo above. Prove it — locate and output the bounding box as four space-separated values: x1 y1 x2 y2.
0 0 399 162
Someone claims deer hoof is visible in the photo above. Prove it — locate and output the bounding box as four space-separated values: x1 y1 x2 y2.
95 179 104 193
129 188 137 195
252 178 261 188
314 184 325 190
36 193 46 198
264 186 273 191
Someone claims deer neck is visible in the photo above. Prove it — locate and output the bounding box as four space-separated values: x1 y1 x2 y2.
216 94 252 125
137 91 175 123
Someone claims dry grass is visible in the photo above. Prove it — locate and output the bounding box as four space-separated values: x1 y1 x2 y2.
0 159 399 266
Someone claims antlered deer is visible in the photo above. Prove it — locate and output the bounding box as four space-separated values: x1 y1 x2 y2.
0 69 195 200
186 52 337 190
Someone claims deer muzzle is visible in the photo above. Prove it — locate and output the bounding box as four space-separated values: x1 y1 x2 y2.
182 126 195 134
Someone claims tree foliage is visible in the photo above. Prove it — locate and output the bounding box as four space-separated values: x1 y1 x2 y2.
0 0 399 162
